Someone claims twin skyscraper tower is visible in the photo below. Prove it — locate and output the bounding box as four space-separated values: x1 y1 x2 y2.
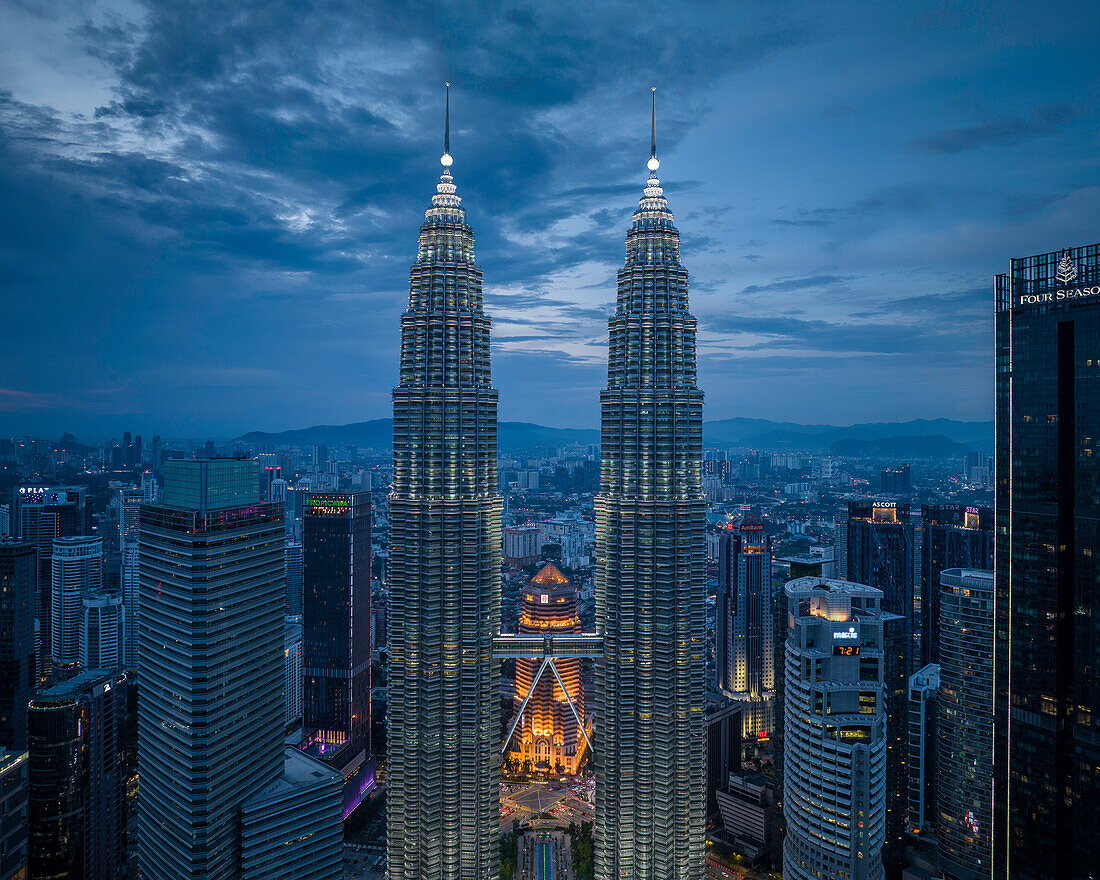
386 88 706 880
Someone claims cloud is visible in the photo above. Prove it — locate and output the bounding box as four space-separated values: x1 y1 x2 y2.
910 103 1078 154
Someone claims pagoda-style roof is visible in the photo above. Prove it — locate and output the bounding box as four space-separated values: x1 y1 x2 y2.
530 562 569 586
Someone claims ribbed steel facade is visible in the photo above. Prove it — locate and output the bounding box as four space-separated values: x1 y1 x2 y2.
386 152 502 880
594 152 706 880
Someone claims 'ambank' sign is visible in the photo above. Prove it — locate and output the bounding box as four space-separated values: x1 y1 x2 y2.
1019 286 1100 307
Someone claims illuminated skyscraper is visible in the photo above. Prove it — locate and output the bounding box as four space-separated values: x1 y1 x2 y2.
992 243 1100 878
782 578 888 880
595 91 706 880
716 513 776 739
386 87 502 880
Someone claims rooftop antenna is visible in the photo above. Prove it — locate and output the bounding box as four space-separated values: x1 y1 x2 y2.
441 82 453 168
648 87 660 173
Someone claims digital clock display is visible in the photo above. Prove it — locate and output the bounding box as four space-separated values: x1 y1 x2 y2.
833 645 860 656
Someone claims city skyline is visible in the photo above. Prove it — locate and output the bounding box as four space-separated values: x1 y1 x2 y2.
2 1 1099 438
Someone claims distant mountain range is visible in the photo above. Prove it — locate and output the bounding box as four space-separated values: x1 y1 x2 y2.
239 416 992 456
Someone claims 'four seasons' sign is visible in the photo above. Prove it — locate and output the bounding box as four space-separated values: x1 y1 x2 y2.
1018 251 1099 307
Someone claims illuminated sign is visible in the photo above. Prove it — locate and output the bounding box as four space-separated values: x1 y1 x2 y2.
1056 252 1078 285
833 645 860 656
874 502 896 509
965 506 979 515
541 594 548 604
833 627 858 641
1018 286 1100 306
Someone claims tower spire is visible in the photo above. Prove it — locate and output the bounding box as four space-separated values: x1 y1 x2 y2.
441 82 453 169
648 87 660 174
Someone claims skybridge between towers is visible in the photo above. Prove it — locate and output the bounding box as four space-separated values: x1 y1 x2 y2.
494 633 603 759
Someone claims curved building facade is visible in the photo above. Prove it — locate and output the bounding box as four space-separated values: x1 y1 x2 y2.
50 536 102 672
783 577 888 880
936 569 993 880
386 95 502 880
510 563 585 774
595 100 707 880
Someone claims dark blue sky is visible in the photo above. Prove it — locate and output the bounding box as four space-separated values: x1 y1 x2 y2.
1 0 1097 439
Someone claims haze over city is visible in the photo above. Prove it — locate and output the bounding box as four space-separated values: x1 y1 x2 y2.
2 0 1098 438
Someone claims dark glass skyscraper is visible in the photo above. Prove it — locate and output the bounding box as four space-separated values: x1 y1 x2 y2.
845 500 913 870
595 95 706 880
387 91 502 880
918 504 992 666
993 242 1100 879
138 459 342 880
846 501 915 625
937 569 993 880
303 491 371 752
0 539 35 750
28 669 127 880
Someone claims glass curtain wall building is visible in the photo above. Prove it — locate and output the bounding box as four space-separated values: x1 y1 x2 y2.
138 459 340 880
302 491 371 753
716 515 776 739
386 90 503 880
0 539 35 750
918 505 992 666
992 242 1100 879
595 96 706 880
937 569 993 880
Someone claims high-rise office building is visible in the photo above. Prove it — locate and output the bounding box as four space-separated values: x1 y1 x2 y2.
879 464 911 495
907 663 939 834
303 491 370 750
118 487 142 667
301 491 374 817
0 540 35 750
918 505 992 666
705 698 742 823
993 243 1099 878
28 669 127 880
595 96 706 880
716 514 776 739
782 577 888 880
508 563 586 775
846 501 915 624
80 591 125 671
845 500 913 863
0 750 28 880
386 91 503 880
938 569 993 880
139 459 341 880
14 486 88 680
285 540 304 616
50 536 103 675
285 617 303 727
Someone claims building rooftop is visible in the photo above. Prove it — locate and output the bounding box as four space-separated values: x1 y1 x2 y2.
35 669 123 702
785 575 883 599
530 562 569 586
245 746 341 806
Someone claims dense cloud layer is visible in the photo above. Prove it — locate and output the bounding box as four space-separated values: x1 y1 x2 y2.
0 0 1097 438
